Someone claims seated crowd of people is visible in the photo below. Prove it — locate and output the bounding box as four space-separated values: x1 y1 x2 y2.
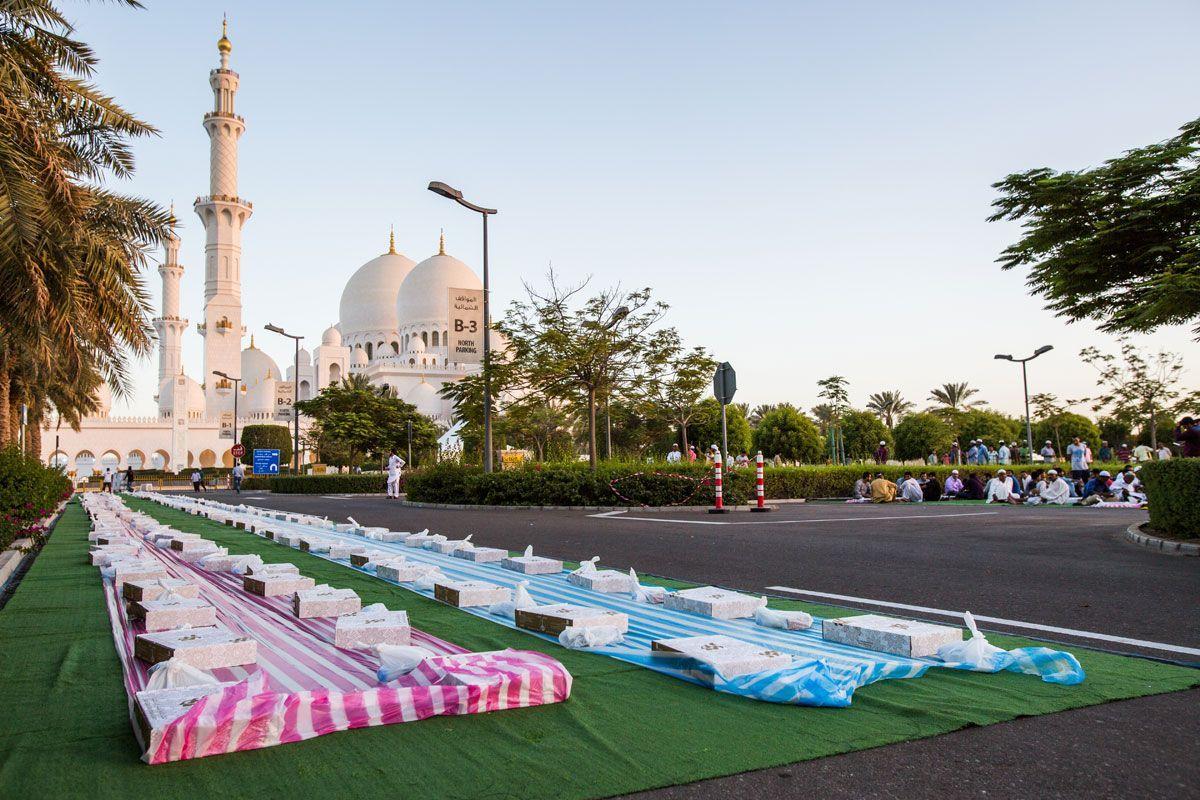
851 465 1147 505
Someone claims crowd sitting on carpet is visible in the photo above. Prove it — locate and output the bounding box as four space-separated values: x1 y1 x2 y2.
850 463 1148 506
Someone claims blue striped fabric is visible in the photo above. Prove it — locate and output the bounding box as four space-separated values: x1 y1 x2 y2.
147 496 1084 705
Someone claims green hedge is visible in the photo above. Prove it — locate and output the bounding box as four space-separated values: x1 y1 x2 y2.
1140 460 1199 539
405 460 1136 506
257 474 393 494
0 447 71 548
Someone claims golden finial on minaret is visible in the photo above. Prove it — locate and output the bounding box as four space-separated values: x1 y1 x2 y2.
438 229 445 255
249 334 255 349
388 226 396 255
167 201 177 227
217 14 232 55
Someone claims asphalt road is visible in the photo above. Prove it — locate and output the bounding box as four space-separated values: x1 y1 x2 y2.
193 490 1198 799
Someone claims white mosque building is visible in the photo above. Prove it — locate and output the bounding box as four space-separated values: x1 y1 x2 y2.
41 24 482 477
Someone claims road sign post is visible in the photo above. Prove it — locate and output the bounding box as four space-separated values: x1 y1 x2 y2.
231 443 246 460
253 449 281 475
712 362 737 460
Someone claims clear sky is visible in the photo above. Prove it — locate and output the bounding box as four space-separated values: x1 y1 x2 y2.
70 1 1199 419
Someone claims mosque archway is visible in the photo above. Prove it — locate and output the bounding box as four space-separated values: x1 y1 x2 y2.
221 449 234 467
199 449 217 468
328 363 341 385
49 451 69 469
187 451 195 467
100 450 121 471
365 342 373 359
390 341 399 354
152 450 169 470
431 331 439 347
127 450 146 470
299 380 311 400
75 450 96 477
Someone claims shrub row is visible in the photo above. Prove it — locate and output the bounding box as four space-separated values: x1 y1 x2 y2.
1140 460 1199 539
404 460 1137 507
253 473 397 494
0 447 71 548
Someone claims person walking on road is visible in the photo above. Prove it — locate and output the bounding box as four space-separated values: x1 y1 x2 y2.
190 469 205 493
231 461 245 494
386 450 406 499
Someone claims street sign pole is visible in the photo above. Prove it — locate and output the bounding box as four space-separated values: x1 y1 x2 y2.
712 362 737 463
720 403 728 464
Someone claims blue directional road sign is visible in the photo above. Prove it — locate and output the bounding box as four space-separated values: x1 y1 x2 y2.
253 449 281 474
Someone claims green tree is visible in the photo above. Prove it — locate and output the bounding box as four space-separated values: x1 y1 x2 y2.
691 398 752 456
748 404 779 427
639 343 716 452
840 409 892 462
1135 411 1178 448
809 403 838 434
927 382 987 415
866 390 914 430
0 1 168 449
990 116 1200 340
893 412 954 461
816 376 851 418
751 405 823 463
1032 413 1101 454
497 272 674 470
1079 339 1191 449
297 379 439 467
500 402 573 461
239 424 293 468
953 408 1021 447
1098 416 1133 448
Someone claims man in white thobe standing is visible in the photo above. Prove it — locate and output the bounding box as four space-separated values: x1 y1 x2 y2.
386 450 405 500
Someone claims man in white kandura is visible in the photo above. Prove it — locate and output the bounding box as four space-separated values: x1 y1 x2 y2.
667 444 682 464
1027 469 1071 505
386 450 406 500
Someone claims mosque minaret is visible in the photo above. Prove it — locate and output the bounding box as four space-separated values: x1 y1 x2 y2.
41 20 485 476
195 18 251 415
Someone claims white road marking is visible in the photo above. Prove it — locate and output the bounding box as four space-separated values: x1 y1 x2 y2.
765 586 1200 657
588 510 999 526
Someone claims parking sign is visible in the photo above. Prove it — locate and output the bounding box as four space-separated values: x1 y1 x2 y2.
253 449 281 474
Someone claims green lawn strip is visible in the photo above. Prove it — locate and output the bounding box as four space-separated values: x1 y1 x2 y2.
0 498 1193 800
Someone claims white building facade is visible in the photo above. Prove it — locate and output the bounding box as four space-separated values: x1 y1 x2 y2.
42 24 482 477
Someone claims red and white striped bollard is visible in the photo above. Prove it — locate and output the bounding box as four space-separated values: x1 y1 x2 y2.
708 453 729 514
751 450 774 512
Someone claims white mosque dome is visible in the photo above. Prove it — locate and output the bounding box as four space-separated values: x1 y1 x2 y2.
244 376 276 416
297 347 311 366
339 235 416 338
321 324 342 346
241 337 282 387
404 379 440 416
157 375 206 415
396 237 482 327
407 335 426 354
351 348 369 367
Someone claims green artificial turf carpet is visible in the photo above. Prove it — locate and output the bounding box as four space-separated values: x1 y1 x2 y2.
0 499 1195 800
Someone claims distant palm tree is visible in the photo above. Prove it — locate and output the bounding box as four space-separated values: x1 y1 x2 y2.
928 382 987 413
810 403 838 433
749 404 779 426
866 390 914 429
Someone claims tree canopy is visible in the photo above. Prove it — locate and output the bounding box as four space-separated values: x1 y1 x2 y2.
840 409 892 461
893 412 953 461
297 377 439 467
990 116 1200 339
752 405 823 462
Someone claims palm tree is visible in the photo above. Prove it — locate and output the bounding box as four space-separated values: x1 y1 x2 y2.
927 382 987 414
0 1 167 447
866 390 914 429
748 404 779 426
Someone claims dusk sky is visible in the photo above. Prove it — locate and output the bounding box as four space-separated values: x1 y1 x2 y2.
72 1 1200 418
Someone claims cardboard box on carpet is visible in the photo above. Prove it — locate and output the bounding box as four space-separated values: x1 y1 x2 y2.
334 607 411 648
821 614 962 658
350 551 389 567
567 570 634 594
651 635 792 678
245 562 299 576
135 682 239 752
376 561 436 583
123 578 199 603
404 533 446 548
516 603 630 637
328 544 368 560
110 559 169 587
243 573 315 597
292 585 362 618
433 579 511 608
426 538 472 554
502 555 563 575
664 587 766 620
134 627 258 669
130 597 218 632
453 546 507 563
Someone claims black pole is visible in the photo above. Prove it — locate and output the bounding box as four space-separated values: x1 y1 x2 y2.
482 211 492 473
407 419 413 467
232 377 240 452
1021 360 1033 461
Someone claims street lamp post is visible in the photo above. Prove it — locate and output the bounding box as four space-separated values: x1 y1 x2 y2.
265 324 304 473
212 370 242 452
428 181 498 472
994 345 1054 460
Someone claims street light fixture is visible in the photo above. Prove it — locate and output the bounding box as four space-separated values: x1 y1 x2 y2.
428 180 498 472
994 345 1054 460
265 324 304 473
212 370 242 452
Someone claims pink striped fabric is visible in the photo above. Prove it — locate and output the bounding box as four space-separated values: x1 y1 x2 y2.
97 515 572 764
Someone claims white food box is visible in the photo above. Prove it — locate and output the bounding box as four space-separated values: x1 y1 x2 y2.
334 608 411 648
122 578 199 603
293 586 362 618
131 597 218 632
404 533 447 548
328 544 368 560
110 559 169 587
350 550 389 568
433 579 511 608
651 634 792 678
663 587 766 620
245 562 299 576
502 555 564 575
135 682 239 751
378 532 409 543
821 614 963 658
134 627 257 669
299 538 332 553
376 561 437 583
90 545 139 566
453 546 507 563
567 570 634 594
426 538 472 554
242 573 316 597
515 603 630 636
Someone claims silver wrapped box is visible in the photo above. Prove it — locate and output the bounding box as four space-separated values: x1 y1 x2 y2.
663 587 766 620
821 614 962 658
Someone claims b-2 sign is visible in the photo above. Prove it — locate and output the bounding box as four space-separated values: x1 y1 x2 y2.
274 381 295 421
448 287 483 364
